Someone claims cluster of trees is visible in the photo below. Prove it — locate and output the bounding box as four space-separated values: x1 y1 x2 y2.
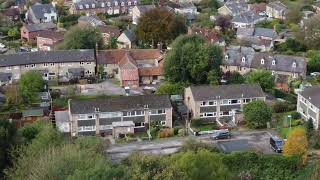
135 8 187 48
243 100 272 129
1 121 309 180
164 35 223 85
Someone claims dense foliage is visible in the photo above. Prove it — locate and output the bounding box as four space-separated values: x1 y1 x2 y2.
135 8 187 47
306 50 320 73
164 35 223 84
284 127 308 164
296 14 320 49
243 100 272 128
155 82 185 95
58 15 80 29
246 70 274 91
0 120 16 178
19 71 45 104
61 25 104 50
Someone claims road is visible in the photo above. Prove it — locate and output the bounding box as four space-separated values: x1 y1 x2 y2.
106 130 276 162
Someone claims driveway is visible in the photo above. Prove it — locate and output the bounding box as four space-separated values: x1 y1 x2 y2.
106 130 277 162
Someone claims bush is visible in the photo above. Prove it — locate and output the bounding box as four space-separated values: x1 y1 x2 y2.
173 127 180 135
191 118 202 127
291 119 304 127
180 139 220 152
291 112 301 120
158 128 174 138
272 101 296 113
178 129 186 136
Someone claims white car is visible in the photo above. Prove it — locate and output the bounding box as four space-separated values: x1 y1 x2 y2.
0 43 6 49
310 72 320 76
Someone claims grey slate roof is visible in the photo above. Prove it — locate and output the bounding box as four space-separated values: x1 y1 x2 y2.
232 11 265 24
237 28 254 36
224 45 255 67
300 86 320 108
70 95 172 114
254 28 277 39
224 0 248 15
30 3 56 19
24 22 56 32
189 84 265 101
252 52 306 74
122 29 135 41
78 15 105 26
0 49 94 67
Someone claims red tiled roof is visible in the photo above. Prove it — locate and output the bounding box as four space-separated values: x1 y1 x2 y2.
139 67 162 76
250 3 266 13
188 27 220 43
97 25 121 37
97 49 162 64
37 30 65 41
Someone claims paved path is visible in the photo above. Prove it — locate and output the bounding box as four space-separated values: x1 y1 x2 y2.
106 130 277 162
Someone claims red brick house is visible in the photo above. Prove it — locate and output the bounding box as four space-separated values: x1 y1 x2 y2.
97 49 164 87
37 30 64 51
21 22 56 44
97 25 121 45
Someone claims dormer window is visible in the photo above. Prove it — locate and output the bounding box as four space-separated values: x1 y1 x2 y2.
242 57 246 63
79 5 83 9
134 0 137 5
292 62 296 68
85 4 89 8
261 59 264 64
107 2 111 6
225 55 229 60
115 1 118 6
92 3 95 8
101 2 105 7
128 1 131 5
272 70 275 75
121 2 124 6
272 60 276 65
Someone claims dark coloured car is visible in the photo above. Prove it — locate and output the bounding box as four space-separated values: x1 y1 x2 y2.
270 136 284 153
211 130 231 140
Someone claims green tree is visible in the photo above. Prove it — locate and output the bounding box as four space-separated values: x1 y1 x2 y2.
107 36 118 49
164 35 223 84
165 150 230 179
135 8 187 47
156 82 184 95
0 120 16 178
19 71 45 104
246 70 274 91
62 25 104 50
295 14 320 49
286 6 302 24
207 70 220 85
243 100 272 128
284 127 308 164
307 52 320 73
226 72 245 84
7 27 19 40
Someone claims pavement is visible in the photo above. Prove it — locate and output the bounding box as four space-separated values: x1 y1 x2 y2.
106 130 277 162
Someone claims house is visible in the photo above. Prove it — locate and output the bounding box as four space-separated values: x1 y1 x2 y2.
132 5 155 25
27 3 57 24
173 1 198 21
97 25 121 45
184 84 265 126
297 86 320 129
37 30 65 51
218 0 249 16
249 3 266 13
187 27 225 46
97 49 164 87
0 49 95 82
68 94 173 136
222 45 255 75
266 1 287 20
78 15 105 26
222 47 307 81
117 29 135 49
55 110 71 133
0 8 20 22
22 109 44 125
236 27 277 51
232 11 266 28
21 22 57 44
69 0 139 15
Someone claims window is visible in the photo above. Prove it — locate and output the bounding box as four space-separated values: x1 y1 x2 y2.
100 125 112 130
128 1 131 5
78 114 86 120
121 2 124 6
200 112 217 118
78 126 96 132
85 4 89 8
222 99 228 105
87 114 95 119
272 60 276 65
50 63 54 66
134 0 137 5
261 59 264 64
242 57 246 62
107 2 111 6
87 62 91 65
80 62 84 65
136 110 143 116
150 109 165 115
209 101 214 106
231 99 239 104
200 101 206 106
25 65 29 68
292 62 296 68
123 111 131 117
100 112 121 118
135 122 144 127
92 3 95 8
158 109 165 114
79 5 83 9
225 55 229 60
272 70 275 75
44 63 48 67
101 2 105 7
115 1 118 6
31 64 36 68
244 98 251 103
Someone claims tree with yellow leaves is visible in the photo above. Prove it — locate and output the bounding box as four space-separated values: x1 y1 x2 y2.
284 127 308 164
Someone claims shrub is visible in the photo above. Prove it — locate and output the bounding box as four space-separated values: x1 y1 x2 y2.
272 101 296 113
291 119 304 127
158 128 174 138
291 112 301 120
178 129 186 136
173 127 180 135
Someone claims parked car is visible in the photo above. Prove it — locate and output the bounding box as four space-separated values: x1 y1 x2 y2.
270 136 284 153
16 46 30 53
0 43 7 53
310 72 320 77
210 130 231 140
